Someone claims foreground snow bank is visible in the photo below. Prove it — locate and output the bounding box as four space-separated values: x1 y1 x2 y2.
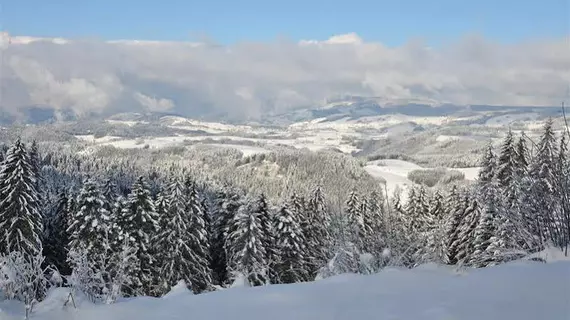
2 261 569 320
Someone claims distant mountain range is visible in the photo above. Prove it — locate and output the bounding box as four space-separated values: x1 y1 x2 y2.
1 99 565 127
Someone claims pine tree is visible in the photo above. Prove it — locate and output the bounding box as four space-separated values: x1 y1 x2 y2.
102 179 119 217
120 176 160 295
0 139 43 256
273 199 307 284
452 195 480 265
29 140 41 188
226 200 269 286
67 179 111 255
496 129 517 189
529 118 559 245
151 187 169 294
211 188 243 286
43 190 71 275
444 187 466 264
422 190 446 263
478 143 497 195
67 176 122 298
250 193 276 283
154 178 211 294
303 185 332 278
515 134 529 174
344 190 362 245
184 180 213 293
471 181 502 267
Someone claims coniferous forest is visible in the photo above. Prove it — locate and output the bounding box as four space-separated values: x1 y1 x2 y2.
0 119 569 312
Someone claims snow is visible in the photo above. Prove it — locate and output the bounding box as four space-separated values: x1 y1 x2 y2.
455 167 482 181
526 247 570 263
201 144 269 157
485 112 541 126
74 132 359 154
105 120 147 127
2 260 569 320
364 159 481 196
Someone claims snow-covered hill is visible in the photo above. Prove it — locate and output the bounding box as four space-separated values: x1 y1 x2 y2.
2 259 569 320
364 159 481 197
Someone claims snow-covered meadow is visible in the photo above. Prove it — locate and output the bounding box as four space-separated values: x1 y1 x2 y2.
2 254 569 320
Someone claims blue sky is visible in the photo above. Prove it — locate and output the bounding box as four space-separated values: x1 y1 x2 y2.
2 0 569 45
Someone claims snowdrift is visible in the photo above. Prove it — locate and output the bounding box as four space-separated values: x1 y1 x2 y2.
2 259 569 320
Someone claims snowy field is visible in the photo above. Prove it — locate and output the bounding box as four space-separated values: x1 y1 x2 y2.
75 133 359 154
2 258 569 320
364 159 481 196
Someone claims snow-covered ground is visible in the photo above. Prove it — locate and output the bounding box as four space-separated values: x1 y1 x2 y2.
2 258 569 320
364 159 481 196
75 131 360 154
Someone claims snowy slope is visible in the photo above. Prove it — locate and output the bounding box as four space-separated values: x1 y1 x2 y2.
364 159 481 196
2 260 569 320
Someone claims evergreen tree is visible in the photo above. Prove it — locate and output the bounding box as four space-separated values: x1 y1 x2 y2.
67 176 122 297
452 195 480 265
478 143 497 195
529 119 559 244
0 139 43 256
226 200 269 286
358 196 373 252
43 190 71 275
154 178 211 294
211 188 243 286
471 178 503 267
273 199 307 283
496 129 517 189
151 187 169 294
344 190 362 245
303 185 332 278
29 140 42 188
422 190 446 263
250 193 277 283
184 180 213 293
444 187 466 264
515 134 530 174
120 176 160 295
102 179 119 216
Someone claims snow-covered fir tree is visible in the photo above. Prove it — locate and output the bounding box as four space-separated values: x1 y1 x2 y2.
303 185 332 277
43 190 71 275
226 198 269 286
515 133 530 175
273 198 308 283
344 190 362 245
120 176 160 295
528 119 559 245
154 178 211 294
0 139 43 257
496 129 517 190
183 178 213 293
29 140 42 189
452 195 480 265
421 190 446 263
444 187 467 265
211 187 243 286
363 190 386 266
67 178 113 258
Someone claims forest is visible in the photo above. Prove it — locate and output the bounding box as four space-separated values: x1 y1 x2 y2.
0 118 569 318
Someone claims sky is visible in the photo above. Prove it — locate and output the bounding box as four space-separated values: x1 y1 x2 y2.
2 0 569 45
0 0 569 121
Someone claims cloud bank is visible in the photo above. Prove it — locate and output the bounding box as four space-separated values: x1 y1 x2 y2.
1 32 569 121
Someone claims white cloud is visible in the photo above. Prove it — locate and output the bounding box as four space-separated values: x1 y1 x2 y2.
2 33 569 120
133 92 174 112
